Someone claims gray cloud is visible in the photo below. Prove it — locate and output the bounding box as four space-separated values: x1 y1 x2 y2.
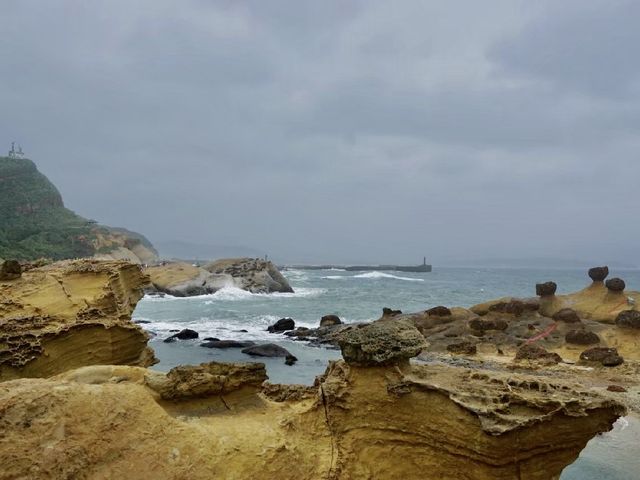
1 0 638 265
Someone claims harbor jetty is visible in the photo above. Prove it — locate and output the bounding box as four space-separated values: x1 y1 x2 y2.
283 257 432 273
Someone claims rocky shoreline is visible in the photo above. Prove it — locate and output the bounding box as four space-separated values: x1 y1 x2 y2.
0 259 638 478
145 257 294 296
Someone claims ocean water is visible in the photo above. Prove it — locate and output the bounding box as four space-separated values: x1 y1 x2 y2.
133 266 640 479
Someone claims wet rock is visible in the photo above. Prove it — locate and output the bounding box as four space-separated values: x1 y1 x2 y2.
605 278 625 292
241 343 293 358
588 266 609 282
514 344 562 364
267 318 295 333
446 341 477 355
535 282 557 297
468 318 508 333
203 337 220 342
234 329 248 333
200 340 255 349
284 327 311 337
320 315 342 327
607 385 627 393
163 336 177 343
0 260 22 281
173 329 199 340
426 306 451 317
615 310 640 329
552 308 581 323
336 321 426 366
284 354 298 366
382 307 402 317
565 329 600 345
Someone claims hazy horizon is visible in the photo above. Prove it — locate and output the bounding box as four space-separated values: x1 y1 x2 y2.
2 1 638 265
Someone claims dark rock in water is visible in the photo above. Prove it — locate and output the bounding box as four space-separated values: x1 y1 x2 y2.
382 307 402 317
336 322 426 366
201 340 255 349
468 318 508 333
446 341 476 355
515 344 562 364
320 315 342 327
267 318 295 333
607 385 627 392
234 329 249 333
552 308 581 323
427 306 451 317
163 336 177 343
615 310 640 329
588 266 609 282
284 354 298 366
284 327 311 337
174 329 199 340
535 282 557 297
169 329 179 332
203 337 220 342
242 343 292 358
565 329 600 345
0 260 22 281
605 278 626 292
134 320 152 324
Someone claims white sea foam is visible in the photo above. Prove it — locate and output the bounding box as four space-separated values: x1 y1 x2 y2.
142 286 326 304
322 275 346 280
352 271 425 282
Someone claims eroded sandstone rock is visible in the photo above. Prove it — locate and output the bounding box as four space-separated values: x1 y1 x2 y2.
320 314 342 327
0 259 155 380
606 277 626 292
536 281 557 297
615 310 640 329
336 321 426 366
0 260 21 280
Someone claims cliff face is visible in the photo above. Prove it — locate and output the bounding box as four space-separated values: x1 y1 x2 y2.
0 259 156 380
0 156 157 263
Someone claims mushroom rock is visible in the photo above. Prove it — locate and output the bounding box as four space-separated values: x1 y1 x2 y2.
335 321 426 366
605 278 626 293
535 281 557 297
588 266 609 282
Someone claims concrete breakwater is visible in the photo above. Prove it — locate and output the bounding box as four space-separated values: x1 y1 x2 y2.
283 258 432 273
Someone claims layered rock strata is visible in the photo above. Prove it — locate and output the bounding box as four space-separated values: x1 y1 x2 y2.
0 325 624 480
0 259 155 380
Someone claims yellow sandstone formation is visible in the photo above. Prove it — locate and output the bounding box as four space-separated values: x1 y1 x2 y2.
0 259 155 380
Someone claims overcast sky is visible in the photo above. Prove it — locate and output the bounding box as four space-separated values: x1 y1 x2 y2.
1 0 638 264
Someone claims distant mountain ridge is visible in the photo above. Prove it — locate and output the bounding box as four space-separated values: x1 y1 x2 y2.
0 155 157 262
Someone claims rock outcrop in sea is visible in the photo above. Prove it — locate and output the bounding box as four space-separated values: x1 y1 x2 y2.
146 257 294 296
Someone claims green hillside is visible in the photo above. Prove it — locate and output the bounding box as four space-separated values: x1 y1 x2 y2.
0 156 155 261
